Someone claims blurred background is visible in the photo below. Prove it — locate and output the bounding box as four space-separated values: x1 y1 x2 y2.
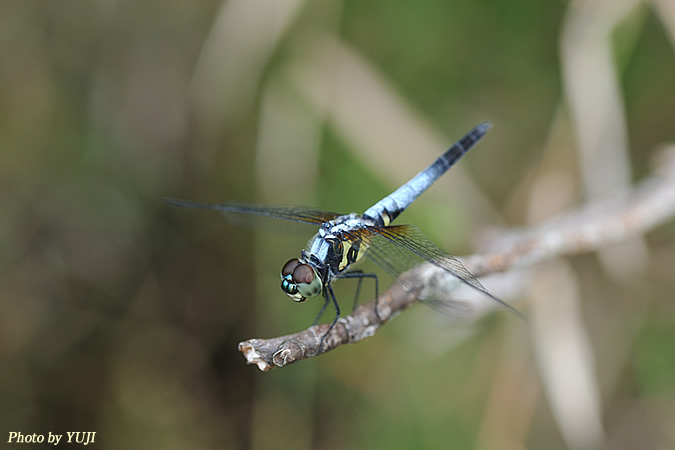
1 0 674 448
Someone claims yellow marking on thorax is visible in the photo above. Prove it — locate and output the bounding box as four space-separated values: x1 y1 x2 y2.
338 239 368 271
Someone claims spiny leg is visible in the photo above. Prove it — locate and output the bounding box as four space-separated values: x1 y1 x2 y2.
318 283 341 354
341 271 382 322
313 295 330 326
354 276 363 312
345 270 365 312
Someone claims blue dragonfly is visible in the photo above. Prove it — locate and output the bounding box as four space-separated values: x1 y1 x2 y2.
167 122 524 350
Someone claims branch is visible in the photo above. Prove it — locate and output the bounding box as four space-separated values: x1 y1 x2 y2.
464 149 675 277
239 148 675 371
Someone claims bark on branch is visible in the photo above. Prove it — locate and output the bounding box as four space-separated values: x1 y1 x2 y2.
239 148 675 371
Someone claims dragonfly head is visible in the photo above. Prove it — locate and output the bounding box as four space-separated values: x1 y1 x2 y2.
280 258 322 302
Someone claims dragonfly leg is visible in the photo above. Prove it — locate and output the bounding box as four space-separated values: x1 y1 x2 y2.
353 276 363 312
312 295 330 326
341 271 382 322
318 284 341 354
341 270 365 312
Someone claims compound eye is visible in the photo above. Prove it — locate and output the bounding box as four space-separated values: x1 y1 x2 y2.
281 258 300 277
292 264 315 284
293 264 323 298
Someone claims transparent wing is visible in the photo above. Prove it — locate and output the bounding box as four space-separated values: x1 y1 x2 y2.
340 226 473 317
359 224 526 320
164 198 342 226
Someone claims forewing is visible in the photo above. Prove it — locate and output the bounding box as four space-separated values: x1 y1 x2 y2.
164 198 342 226
366 224 526 319
344 226 473 317
344 227 424 279
369 225 484 287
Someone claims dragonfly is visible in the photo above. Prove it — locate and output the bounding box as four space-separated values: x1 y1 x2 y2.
167 122 525 351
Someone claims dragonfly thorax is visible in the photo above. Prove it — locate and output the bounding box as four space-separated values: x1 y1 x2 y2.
318 219 369 268
279 216 370 303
